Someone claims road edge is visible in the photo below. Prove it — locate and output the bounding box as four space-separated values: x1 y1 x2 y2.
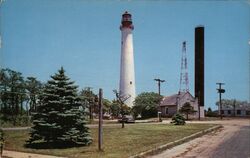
129 124 223 158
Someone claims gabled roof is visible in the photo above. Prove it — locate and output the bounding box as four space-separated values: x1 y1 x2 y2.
160 91 195 106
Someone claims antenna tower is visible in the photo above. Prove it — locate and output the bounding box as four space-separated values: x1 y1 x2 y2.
179 41 189 93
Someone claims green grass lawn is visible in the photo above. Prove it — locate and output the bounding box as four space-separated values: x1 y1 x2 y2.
4 123 215 158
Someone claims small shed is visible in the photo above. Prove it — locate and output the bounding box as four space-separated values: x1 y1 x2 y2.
159 92 202 118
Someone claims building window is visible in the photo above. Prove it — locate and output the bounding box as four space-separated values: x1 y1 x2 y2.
221 110 224 115
165 107 168 115
228 110 231 115
246 111 250 115
237 110 241 115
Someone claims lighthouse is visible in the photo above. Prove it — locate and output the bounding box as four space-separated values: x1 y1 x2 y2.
119 11 136 107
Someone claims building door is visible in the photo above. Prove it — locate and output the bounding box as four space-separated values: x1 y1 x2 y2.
165 107 168 115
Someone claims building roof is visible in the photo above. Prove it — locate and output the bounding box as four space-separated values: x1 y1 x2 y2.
160 91 195 106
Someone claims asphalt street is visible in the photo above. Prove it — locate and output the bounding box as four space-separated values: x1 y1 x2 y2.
211 125 250 158
151 118 250 158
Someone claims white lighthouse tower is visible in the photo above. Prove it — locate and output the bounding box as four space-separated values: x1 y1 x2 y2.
119 11 136 107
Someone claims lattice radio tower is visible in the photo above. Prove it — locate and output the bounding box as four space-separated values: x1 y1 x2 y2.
179 41 189 93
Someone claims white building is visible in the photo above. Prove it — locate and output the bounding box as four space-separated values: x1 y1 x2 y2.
220 104 250 117
119 11 136 107
159 92 204 118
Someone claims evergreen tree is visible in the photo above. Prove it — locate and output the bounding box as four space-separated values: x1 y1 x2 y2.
27 67 92 146
179 102 196 120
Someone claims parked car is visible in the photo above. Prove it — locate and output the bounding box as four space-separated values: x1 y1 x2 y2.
118 115 135 123
103 113 112 120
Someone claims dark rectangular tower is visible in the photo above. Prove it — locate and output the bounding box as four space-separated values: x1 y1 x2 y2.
195 26 204 107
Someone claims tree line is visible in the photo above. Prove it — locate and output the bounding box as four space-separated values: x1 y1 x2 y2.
0 68 43 125
0 67 195 126
1 67 177 128
0 68 139 126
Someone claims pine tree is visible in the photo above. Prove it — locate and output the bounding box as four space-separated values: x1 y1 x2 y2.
27 67 92 146
179 102 197 120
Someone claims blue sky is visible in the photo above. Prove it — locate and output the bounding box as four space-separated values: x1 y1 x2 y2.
1 0 249 110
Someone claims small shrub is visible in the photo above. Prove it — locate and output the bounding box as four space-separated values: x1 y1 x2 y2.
171 113 186 125
206 108 218 117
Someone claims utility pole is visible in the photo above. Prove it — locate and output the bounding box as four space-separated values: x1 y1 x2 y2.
198 91 201 120
98 88 103 151
154 78 165 122
154 78 165 95
216 83 225 120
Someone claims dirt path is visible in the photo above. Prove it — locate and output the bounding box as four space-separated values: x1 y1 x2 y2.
150 118 250 158
1 150 65 158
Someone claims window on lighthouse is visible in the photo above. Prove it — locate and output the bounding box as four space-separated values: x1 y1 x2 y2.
130 81 132 85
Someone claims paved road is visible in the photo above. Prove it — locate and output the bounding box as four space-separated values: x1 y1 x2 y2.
210 125 250 158
150 118 250 158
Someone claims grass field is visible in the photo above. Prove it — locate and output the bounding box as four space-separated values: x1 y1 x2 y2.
4 123 215 158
